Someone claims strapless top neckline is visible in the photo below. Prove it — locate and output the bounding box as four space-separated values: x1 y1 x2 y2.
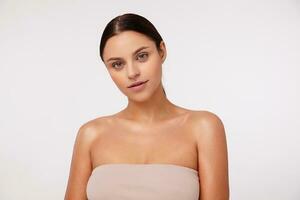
87 163 200 200
91 163 198 174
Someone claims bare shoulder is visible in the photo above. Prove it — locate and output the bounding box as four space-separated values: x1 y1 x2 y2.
64 115 112 199
188 110 226 139
74 114 118 151
190 110 230 199
76 115 112 141
189 109 224 124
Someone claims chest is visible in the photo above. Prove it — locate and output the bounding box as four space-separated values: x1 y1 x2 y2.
90 118 198 168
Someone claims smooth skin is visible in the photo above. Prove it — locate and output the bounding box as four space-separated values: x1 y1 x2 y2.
64 31 229 200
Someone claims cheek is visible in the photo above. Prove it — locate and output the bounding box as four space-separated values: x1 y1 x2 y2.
143 57 162 78
109 72 125 86
110 74 129 94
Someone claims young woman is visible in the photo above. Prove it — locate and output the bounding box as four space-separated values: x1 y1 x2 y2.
64 13 229 200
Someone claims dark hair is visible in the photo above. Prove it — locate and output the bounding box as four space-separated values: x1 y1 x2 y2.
99 13 166 96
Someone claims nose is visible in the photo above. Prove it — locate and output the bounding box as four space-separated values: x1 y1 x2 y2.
126 62 140 79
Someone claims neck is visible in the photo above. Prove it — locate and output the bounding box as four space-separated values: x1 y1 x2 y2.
121 83 177 124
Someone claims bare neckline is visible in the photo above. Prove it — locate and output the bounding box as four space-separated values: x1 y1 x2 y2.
91 163 198 174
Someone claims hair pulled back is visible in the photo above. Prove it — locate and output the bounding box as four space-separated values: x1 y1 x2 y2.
99 13 166 96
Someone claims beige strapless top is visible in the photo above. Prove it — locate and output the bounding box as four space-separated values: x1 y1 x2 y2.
86 163 199 200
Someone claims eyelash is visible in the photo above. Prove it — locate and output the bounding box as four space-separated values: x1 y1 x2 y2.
111 52 149 69
137 52 148 61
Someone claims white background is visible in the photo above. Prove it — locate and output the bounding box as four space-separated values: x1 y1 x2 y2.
1 0 299 199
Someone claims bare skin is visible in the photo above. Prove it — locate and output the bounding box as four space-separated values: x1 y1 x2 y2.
64 31 229 200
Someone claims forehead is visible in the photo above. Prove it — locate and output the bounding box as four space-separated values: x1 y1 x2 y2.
103 31 155 60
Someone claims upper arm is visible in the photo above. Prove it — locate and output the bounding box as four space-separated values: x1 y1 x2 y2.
194 111 230 200
64 123 96 200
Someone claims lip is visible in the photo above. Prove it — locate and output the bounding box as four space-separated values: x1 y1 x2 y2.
127 80 149 92
128 80 148 88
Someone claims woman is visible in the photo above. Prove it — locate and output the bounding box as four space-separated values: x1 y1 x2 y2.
64 13 229 200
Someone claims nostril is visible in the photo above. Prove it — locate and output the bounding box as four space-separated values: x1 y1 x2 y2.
128 72 140 79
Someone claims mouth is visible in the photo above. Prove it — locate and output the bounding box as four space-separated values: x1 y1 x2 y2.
127 80 149 92
128 80 149 88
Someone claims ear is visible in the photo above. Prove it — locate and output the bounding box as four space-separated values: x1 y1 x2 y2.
158 41 167 63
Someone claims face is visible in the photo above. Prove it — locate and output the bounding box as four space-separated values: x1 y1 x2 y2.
102 30 167 101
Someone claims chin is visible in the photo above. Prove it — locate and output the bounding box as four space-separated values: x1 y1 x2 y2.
127 92 152 102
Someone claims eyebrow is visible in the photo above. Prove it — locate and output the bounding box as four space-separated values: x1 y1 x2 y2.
105 46 150 62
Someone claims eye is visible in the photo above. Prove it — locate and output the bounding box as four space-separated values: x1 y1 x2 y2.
111 61 123 69
136 52 148 62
